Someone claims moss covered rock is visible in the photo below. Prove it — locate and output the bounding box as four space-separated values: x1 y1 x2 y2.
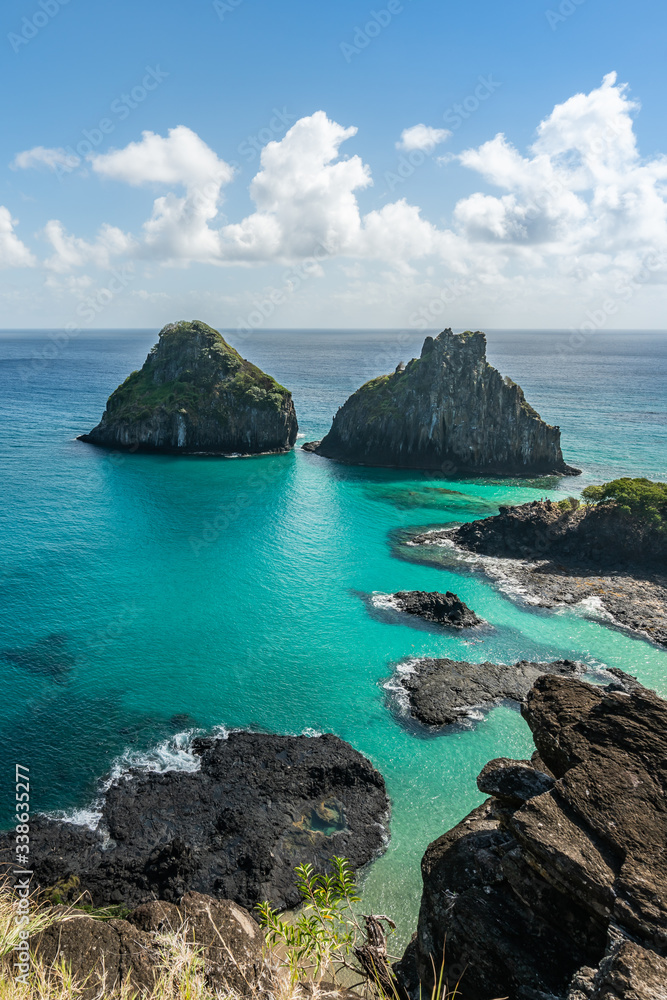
307 329 579 476
79 320 298 455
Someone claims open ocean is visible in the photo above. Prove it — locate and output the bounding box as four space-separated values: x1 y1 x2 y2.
1 327 666 940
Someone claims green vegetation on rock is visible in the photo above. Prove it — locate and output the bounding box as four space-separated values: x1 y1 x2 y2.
582 477 667 528
81 320 298 455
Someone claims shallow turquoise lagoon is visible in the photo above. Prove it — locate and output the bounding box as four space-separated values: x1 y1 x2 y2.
1 329 666 941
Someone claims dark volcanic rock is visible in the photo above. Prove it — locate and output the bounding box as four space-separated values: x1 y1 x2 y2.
476 757 555 806
398 672 667 1000
2 731 388 910
390 591 482 628
79 320 298 455
451 497 667 569
437 498 667 645
32 891 265 997
310 329 579 475
31 913 160 998
394 657 583 727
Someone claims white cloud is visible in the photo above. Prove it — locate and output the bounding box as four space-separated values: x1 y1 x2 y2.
11 73 667 327
397 124 451 152
218 112 371 262
453 72 667 265
90 126 235 265
90 126 234 189
0 208 36 268
43 220 135 273
11 146 80 173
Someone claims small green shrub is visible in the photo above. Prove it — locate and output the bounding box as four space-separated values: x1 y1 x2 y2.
581 477 667 528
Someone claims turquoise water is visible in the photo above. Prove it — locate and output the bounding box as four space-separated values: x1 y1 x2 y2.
1 328 666 941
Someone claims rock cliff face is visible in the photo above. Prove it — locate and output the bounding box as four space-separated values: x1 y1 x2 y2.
451 497 667 568
0 731 388 911
397 672 667 1000
308 329 579 475
79 320 298 455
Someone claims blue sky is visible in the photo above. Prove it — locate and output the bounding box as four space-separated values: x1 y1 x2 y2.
1 0 666 330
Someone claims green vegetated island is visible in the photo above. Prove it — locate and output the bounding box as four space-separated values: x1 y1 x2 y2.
4 322 665 999
79 320 298 455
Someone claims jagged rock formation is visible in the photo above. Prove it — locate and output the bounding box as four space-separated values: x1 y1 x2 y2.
305 329 579 475
397 672 667 1000
388 591 482 628
393 657 583 727
437 499 667 645
0 731 388 910
451 497 667 569
79 320 298 455
31 891 265 997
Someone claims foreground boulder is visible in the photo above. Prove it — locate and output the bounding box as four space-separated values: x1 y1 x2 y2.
79 320 298 455
305 329 579 475
2 732 388 910
31 891 264 997
393 657 583 727
397 672 667 1000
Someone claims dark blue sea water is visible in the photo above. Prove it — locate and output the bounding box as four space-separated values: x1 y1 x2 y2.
1 328 666 938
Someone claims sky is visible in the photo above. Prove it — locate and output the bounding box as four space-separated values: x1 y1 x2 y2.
1 0 667 331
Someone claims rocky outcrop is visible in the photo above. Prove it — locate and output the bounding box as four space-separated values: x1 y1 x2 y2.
397 672 667 1000
305 329 579 475
393 657 583 727
31 891 265 997
79 320 298 455
1 732 388 910
450 497 667 569
389 591 482 628
436 499 667 645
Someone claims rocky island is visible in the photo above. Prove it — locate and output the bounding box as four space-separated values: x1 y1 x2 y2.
1 731 388 911
397 671 667 1000
304 329 580 475
417 481 667 646
387 590 482 628
79 320 298 455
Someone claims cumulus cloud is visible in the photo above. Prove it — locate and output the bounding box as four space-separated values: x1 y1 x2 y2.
218 112 371 261
11 146 80 173
453 72 667 269
90 126 234 189
89 126 235 264
397 124 451 152
0 208 36 268
12 72 667 322
43 219 135 273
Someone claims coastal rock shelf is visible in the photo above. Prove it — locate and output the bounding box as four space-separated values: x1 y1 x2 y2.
392 656 584 727
304 329 580 475
79 320 298 455
0 731 389 910
417 498 667 646
397 672 667 1000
